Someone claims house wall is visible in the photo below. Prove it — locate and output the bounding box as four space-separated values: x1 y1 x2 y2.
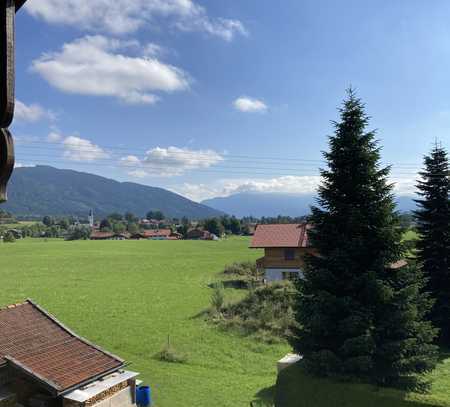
262 248 315 269
265 268 303 282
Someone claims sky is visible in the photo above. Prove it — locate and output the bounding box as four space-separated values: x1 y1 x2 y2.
10 0 450 202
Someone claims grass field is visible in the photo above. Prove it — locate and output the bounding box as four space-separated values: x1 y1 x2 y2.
276 356 450 407
0 237 286 407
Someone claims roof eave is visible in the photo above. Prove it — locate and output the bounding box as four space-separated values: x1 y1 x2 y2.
57 363 126 396
15 0 27 11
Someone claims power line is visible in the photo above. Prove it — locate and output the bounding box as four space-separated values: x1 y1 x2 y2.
15 139 428 168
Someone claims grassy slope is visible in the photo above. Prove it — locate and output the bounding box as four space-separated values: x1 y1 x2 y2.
0 237 287 407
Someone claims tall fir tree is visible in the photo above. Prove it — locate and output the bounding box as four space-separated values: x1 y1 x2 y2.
414 144 450 344
290 90 437 387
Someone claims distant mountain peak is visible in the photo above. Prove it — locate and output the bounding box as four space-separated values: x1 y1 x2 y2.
202 191 416 218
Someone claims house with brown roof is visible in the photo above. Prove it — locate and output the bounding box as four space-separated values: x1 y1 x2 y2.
131 229 174 240
0 300 140 407
250 223 408 282
90 231 130 240
185 229 218 240
250 223 315 282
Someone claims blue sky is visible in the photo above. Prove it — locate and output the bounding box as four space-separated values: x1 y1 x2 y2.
11 0 450 201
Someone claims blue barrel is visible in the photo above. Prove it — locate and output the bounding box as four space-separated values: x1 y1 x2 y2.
136 386 151 407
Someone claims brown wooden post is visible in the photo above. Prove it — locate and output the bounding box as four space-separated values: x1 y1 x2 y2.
0 0 27 202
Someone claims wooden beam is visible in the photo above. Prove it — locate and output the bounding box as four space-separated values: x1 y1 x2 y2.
15 0 27 12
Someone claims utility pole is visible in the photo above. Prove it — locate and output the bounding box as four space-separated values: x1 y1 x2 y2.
0 0 27 202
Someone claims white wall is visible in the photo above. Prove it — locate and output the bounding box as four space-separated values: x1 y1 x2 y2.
265 268 303 282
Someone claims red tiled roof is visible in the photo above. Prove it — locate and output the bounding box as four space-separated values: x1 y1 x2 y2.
0 300 124 395
250 224 311 248
142 229 172 238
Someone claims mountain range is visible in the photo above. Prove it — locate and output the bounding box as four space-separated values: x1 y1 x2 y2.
202 192 417 218
0 166 223 219
0 166 417 219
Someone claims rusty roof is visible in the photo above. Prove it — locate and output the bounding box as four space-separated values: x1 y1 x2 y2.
250 224 311 248
0 300 124 395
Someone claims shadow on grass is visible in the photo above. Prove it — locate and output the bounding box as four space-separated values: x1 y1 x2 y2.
250 385 275 406
208 280 249 289
275 361 445 407
437 347 450 363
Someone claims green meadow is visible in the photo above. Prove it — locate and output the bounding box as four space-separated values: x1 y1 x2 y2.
0 237 285 407
2 236 450 407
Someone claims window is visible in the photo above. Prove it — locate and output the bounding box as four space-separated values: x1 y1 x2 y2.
284 248 295 261
282 271 299 281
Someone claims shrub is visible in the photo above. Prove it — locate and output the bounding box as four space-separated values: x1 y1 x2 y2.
223 261 256 276
156 346 187 364
155 337 187 364
210 281 296 343
211 282 225 312
222 261 264 288
3 232 16 243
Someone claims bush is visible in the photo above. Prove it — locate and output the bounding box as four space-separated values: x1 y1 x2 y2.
155 337 187 364
211 282 225 312
222 261 264 287
209 281 296 343
156 346 187 363
223 261 256 276
3 232 16 243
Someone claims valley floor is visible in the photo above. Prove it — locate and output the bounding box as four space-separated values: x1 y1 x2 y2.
0 237 286 407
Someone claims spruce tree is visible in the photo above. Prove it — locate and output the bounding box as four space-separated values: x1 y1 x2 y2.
414 144 450 344
290 90 437 387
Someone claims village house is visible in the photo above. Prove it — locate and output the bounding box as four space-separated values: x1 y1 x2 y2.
185 229 218 241
251 223 408 282
250 223 315 282
90 232 130 241
130 229 179 240
0 300 140 407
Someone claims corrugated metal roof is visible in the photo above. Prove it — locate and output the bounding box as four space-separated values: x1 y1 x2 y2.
250 224 311 248
0 300 124 395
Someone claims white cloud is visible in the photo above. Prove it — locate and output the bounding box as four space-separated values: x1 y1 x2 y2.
391 177 417 196
172 182 223 202
47 132 62 142
25 0 247 40
63 135 109 161
223 176 320 195
175 174 420 202
121 146 223 177
142 43 168 57
14 100 54 122
174 175 320 202
31 35 190 105
233 97 268 113
14 162 35 169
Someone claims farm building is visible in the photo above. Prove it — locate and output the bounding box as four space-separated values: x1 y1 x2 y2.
131 229 179 240
250 223 315 282
90 232 130 240
186 229 218 240
250 223 408 282
0 300 140 407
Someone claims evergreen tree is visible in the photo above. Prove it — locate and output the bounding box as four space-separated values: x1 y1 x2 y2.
414 144 450 344
290 90 437 388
